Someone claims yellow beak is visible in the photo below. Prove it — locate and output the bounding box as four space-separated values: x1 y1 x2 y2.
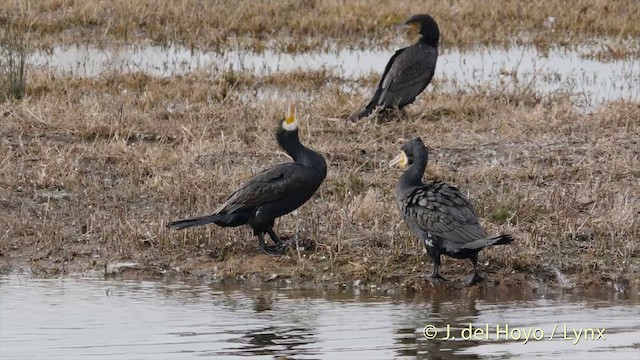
285 102 296 125
389 151 408 168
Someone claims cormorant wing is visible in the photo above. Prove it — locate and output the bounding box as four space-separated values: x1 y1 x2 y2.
367 48 407 109
215 163 318 214
377 45 437 108
404 182 487 245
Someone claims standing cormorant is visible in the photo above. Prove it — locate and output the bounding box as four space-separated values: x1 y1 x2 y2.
350 14 439 120
390 138 513 284
167 103 327 255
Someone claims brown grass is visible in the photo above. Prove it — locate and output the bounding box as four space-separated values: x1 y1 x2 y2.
0 68 638 290
1 0 638 51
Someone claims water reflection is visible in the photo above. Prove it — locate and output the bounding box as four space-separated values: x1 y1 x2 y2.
0 275 638 359
222 325 317 358
391 295 483 359
30 44 639 108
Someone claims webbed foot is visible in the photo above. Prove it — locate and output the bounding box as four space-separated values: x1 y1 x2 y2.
425 273 448 283
261 243 287 256
466 272 484 286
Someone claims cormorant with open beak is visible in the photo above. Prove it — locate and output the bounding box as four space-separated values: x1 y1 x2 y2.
167 103 327 255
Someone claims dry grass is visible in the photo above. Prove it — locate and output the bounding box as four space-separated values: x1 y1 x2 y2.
579 41 640 61
0 68 638 290
1 0 638 51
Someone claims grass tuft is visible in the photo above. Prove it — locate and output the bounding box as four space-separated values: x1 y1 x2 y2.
0 19 28 101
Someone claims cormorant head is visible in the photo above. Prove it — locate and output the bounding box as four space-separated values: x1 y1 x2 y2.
389 137 428 169
276 101 299 145
403 14 439 46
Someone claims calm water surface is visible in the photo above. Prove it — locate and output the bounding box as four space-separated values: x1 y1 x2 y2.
30 44 639 109
1 275 638 359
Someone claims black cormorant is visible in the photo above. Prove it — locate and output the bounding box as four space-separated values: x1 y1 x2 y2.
350 14 439 120
390 137 513 284
167 103 327 255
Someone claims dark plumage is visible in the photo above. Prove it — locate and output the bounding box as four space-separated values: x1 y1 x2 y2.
351 14 439 120
167 103 327 255
390 138 513 284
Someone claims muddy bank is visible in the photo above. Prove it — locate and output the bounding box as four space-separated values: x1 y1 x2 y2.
1 239 636 294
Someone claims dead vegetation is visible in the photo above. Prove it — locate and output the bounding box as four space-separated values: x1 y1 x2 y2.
1 0 638 52
0 68 638 290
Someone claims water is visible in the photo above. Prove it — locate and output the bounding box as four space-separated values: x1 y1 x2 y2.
30 44 639 108
1 275 638 359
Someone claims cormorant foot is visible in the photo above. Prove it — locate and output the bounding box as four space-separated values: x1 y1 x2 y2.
425 273 447 282
261 244 287 256
466 272 484 286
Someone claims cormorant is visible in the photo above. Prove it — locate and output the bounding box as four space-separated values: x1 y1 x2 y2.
390 137 513 284
167 103 327 255
350 14 439 120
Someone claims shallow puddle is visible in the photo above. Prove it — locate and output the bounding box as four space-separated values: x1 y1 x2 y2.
1 275 638 359
30 44 639 109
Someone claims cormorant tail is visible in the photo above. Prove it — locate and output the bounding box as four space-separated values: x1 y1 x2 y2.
166 215 219 230
167 212 249 230
463 234 514 250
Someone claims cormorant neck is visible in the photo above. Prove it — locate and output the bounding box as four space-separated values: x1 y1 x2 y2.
399 152 428 187
281 137 305 162
280 134 327 176
419 35 438 48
